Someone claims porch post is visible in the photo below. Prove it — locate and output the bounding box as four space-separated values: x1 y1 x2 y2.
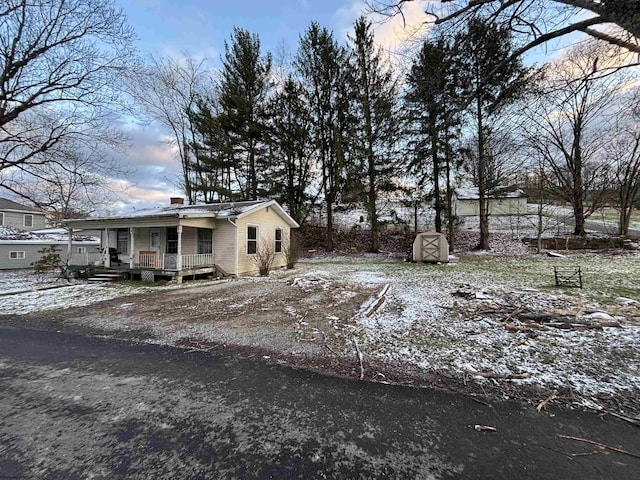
129 227 135 269
104 228 110 268
176 225 183 271
66 227 73 264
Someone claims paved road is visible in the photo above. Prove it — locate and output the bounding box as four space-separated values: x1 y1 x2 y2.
1 326 638 480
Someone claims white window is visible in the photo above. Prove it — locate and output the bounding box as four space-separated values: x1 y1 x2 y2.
275 228 282 253
197 228 213 254
23 214 33 227
247 225 258 255
77 247 87 254
10 251 26 259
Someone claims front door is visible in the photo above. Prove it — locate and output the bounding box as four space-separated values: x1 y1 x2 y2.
150 228 161 254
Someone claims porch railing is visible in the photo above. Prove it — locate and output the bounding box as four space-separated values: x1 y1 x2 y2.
181 253 214 269
135 253 214 270
69 252 104 266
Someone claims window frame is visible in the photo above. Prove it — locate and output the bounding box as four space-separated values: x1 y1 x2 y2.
23 214 33 228
246 224 258 256
0 212 4 225
166 227 178 254
274 228 283 254
77 246 87 254
10 251 26 260
197 228 213 254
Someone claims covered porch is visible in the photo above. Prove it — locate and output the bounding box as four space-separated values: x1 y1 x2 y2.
66 218 222 283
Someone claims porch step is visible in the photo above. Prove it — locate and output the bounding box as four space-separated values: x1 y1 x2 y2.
87 273 127 283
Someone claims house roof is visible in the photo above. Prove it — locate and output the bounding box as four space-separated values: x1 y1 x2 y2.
64 199 300 228
455 187 527 200
0 197 42 213
0 225 98 244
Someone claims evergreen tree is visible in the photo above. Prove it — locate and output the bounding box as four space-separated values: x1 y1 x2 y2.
267 76 315 224
295 23 349 250
456 18 529 250
219 28 272 200
405 35 462 238
349 16 400 252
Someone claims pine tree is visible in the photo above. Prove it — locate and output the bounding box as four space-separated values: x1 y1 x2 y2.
405 35 462 237
267 76 315 224
295 23 349 250
456 18 529 250
219 28 272 200
349 16 400 252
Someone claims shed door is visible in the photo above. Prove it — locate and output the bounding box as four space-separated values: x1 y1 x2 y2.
421 235 440 261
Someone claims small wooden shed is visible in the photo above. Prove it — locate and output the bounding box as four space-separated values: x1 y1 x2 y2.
413 232 449 263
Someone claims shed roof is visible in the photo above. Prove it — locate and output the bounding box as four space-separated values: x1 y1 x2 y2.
455 187 527 200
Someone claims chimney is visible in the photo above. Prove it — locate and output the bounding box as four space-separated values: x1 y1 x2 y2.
170 197 184 205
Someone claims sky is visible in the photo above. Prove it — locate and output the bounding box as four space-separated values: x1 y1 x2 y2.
109 0 432 213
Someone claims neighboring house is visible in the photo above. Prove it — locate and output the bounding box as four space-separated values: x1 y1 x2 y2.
454 187 528 217
0 197 46 231
0 226 100 270
63 199 299 281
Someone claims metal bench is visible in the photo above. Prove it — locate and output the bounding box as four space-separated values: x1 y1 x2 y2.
554 266 583 288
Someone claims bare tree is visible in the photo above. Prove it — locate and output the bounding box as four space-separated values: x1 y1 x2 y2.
128 54 212 204
366 1 640 56
607 87 640 235
0 0 137 203
522 42 628 235
5 145 125 223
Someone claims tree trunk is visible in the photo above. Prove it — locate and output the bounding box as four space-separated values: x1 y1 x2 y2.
431 120 442 233
477 96 490 250
326 199 334 251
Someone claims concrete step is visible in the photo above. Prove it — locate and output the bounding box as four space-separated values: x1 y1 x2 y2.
87 273 126 283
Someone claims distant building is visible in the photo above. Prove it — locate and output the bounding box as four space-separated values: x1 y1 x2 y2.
0 197 46 231
454 187 528 217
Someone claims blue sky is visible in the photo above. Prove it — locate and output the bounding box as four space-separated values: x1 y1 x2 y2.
111 0 432 212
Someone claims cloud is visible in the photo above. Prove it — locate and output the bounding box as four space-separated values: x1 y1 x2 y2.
334 0 432 54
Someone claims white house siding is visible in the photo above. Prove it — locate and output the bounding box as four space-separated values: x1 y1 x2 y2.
212 220 237 276
456 197 528 217
235 206 290 276
0 242 100 270
0 211 46 231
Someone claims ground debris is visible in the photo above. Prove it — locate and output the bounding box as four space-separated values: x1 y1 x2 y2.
473 425 497 432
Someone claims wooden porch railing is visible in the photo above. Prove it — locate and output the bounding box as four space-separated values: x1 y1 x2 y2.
69 252 104 266
135 253 214 270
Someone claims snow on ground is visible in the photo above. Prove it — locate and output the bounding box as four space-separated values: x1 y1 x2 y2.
303 254 640 403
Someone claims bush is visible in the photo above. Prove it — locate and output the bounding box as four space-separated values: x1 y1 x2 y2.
282 232 301 269
254 238 275 276
33 245 69 280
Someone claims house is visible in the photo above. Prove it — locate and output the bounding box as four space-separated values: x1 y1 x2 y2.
0 226 100 270
454 187 528 217
0 197 46 231
63 198 299 282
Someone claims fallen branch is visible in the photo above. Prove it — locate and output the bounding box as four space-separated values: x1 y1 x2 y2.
474 425 496 432
365 296 386 317
321 331 337 355
606 411 640 428
558 435 640 459
468 370 530 380
352 335 365 380
536 391 558 413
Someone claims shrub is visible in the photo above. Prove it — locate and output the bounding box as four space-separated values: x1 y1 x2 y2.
254 238 275 276
282 232 301 269
33 245 69 280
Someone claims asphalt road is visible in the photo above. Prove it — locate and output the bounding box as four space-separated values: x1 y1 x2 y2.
1 326 638 480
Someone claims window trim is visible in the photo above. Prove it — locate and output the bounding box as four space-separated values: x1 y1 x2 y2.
23 214 33 228
116 228 129 255
10 251 26 260
0 212 4 225
77 246 87 254
275 228 283 254
246 224 258 256
197 228 213 254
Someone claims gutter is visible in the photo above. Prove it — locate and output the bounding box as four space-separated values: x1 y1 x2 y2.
227 217 238 276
